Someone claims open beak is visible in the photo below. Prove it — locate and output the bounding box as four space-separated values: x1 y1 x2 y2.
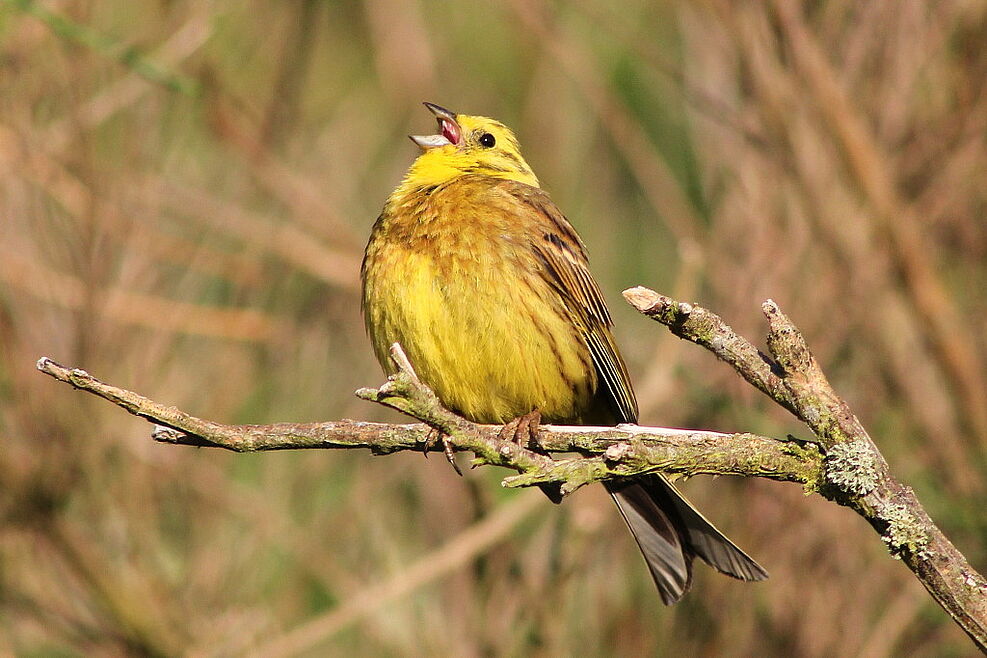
410 102 462 150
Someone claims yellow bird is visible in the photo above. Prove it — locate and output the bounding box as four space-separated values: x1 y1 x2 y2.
362 102 767 604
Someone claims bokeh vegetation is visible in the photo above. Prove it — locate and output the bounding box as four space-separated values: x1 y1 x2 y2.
1 1 985 655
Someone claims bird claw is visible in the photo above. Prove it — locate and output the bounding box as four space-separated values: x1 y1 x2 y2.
442 436 463 476
423 427 462 476
497 408 543 450
422 427 440 455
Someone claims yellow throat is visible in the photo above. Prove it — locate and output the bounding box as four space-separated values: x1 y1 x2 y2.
391 102 539 201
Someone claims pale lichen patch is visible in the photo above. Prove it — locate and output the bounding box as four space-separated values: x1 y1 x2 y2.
825 439 879 495
881 502 931 558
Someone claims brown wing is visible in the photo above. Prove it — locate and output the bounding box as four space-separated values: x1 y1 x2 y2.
494 181 639 425
493 180 767 604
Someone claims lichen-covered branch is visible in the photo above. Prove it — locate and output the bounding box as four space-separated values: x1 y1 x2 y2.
623 286 987 651
35 287 987 651
35 356 821 502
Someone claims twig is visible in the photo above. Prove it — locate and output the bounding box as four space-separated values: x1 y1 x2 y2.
622 286 987 651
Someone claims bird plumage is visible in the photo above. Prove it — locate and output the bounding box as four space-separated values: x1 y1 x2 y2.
362 103 767 604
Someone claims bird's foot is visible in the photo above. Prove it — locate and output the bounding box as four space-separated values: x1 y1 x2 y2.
499 409 562 503
423 427 462 476
497 408 543 450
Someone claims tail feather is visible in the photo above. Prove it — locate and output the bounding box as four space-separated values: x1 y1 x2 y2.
653 475 769 582
606 475 767 605
607 481 694 605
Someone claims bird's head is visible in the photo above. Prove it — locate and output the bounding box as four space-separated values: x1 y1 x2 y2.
403 102 539 189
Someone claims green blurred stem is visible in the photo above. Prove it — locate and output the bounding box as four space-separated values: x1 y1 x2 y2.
6 0 200 96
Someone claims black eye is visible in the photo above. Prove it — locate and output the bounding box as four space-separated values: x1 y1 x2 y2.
479 133 496 148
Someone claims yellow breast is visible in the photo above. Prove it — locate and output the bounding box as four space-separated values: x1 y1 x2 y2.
362 178 596 424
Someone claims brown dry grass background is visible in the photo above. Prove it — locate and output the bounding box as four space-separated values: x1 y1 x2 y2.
1 1 986 655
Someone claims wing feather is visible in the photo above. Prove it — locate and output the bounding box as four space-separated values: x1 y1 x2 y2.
498 183 639 424
490 180 767 603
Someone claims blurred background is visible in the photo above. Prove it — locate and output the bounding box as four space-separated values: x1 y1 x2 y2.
1 0 985 655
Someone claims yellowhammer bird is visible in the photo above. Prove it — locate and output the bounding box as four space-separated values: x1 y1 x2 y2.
361 102 767 604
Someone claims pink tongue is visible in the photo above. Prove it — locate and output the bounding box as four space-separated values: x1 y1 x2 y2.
440 119 459 145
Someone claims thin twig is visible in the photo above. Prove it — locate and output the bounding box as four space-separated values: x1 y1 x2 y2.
623 286 987 651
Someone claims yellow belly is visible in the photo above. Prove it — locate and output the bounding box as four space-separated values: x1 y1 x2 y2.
363 242 595 424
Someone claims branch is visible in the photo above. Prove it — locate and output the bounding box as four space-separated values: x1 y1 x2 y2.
622 286 987 651
35 286 987 651
34 356 822 504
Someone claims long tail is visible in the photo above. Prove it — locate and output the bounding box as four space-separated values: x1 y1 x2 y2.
606 474 768 605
